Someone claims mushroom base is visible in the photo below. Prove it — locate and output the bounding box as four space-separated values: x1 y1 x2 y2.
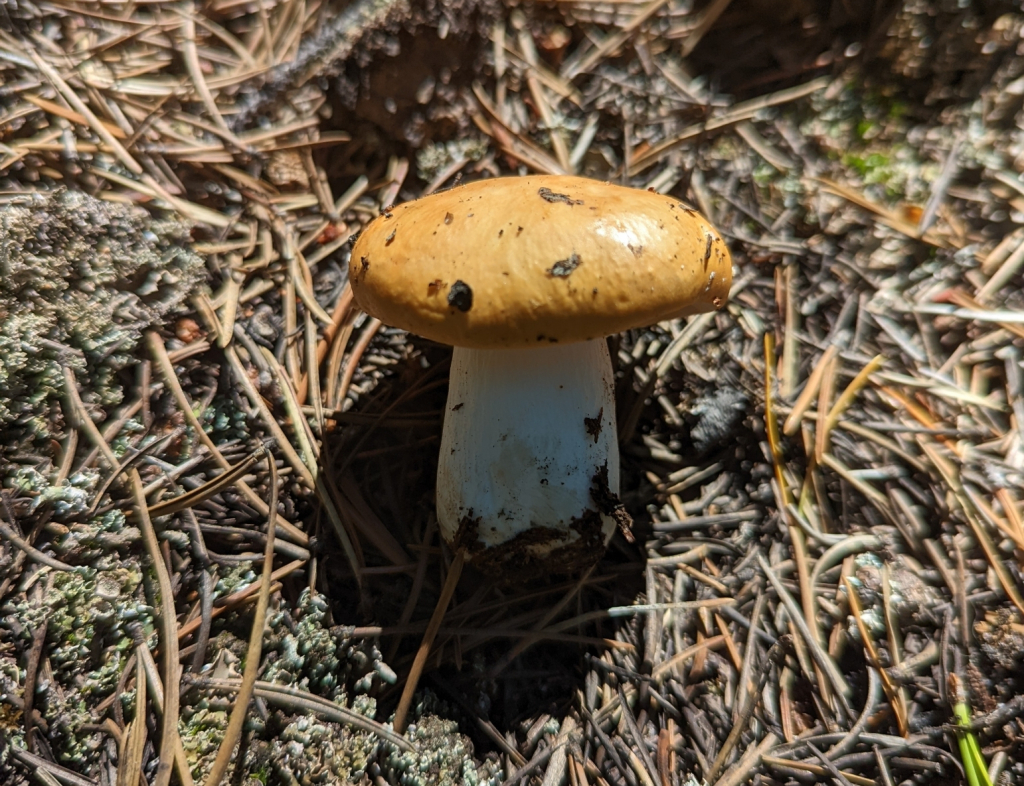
436 340 620 576
453 509 609 581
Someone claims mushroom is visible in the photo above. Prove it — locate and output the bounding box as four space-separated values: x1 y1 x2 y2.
349 175 732 575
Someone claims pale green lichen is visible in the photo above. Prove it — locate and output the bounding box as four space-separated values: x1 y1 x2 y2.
0 562 154 771
0 188 204 453
218 587 397 784
1 566 151 688
4 466 53 497
797 79 939 203
202 395 252 444
0 468 140 566
35 470 97 516
415 137 489 183
50 508 141 568
215 563 259 599
187 589 462 785
179 706 230 781
0 310 72 443
383 714 503 786
267 715 378 783
43 691 102 769
263 589 391 699
249 708 500 786
177 675 268 780
0 660 26 768
108 418 147 460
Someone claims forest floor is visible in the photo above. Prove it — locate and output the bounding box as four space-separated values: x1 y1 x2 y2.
2 1 1024 785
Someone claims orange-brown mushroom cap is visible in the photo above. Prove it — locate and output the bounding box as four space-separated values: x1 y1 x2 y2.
349 175 732 349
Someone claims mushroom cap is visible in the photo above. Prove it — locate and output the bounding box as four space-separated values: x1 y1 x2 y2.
349 175 732 349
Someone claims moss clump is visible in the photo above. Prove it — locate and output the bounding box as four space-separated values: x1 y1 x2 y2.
0 188 204 452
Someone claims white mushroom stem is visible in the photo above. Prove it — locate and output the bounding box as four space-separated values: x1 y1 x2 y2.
436 339 619 563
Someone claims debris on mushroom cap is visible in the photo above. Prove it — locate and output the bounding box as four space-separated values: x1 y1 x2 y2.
349 175 732 348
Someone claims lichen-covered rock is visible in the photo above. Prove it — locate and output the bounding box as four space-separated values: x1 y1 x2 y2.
0 188 204 451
